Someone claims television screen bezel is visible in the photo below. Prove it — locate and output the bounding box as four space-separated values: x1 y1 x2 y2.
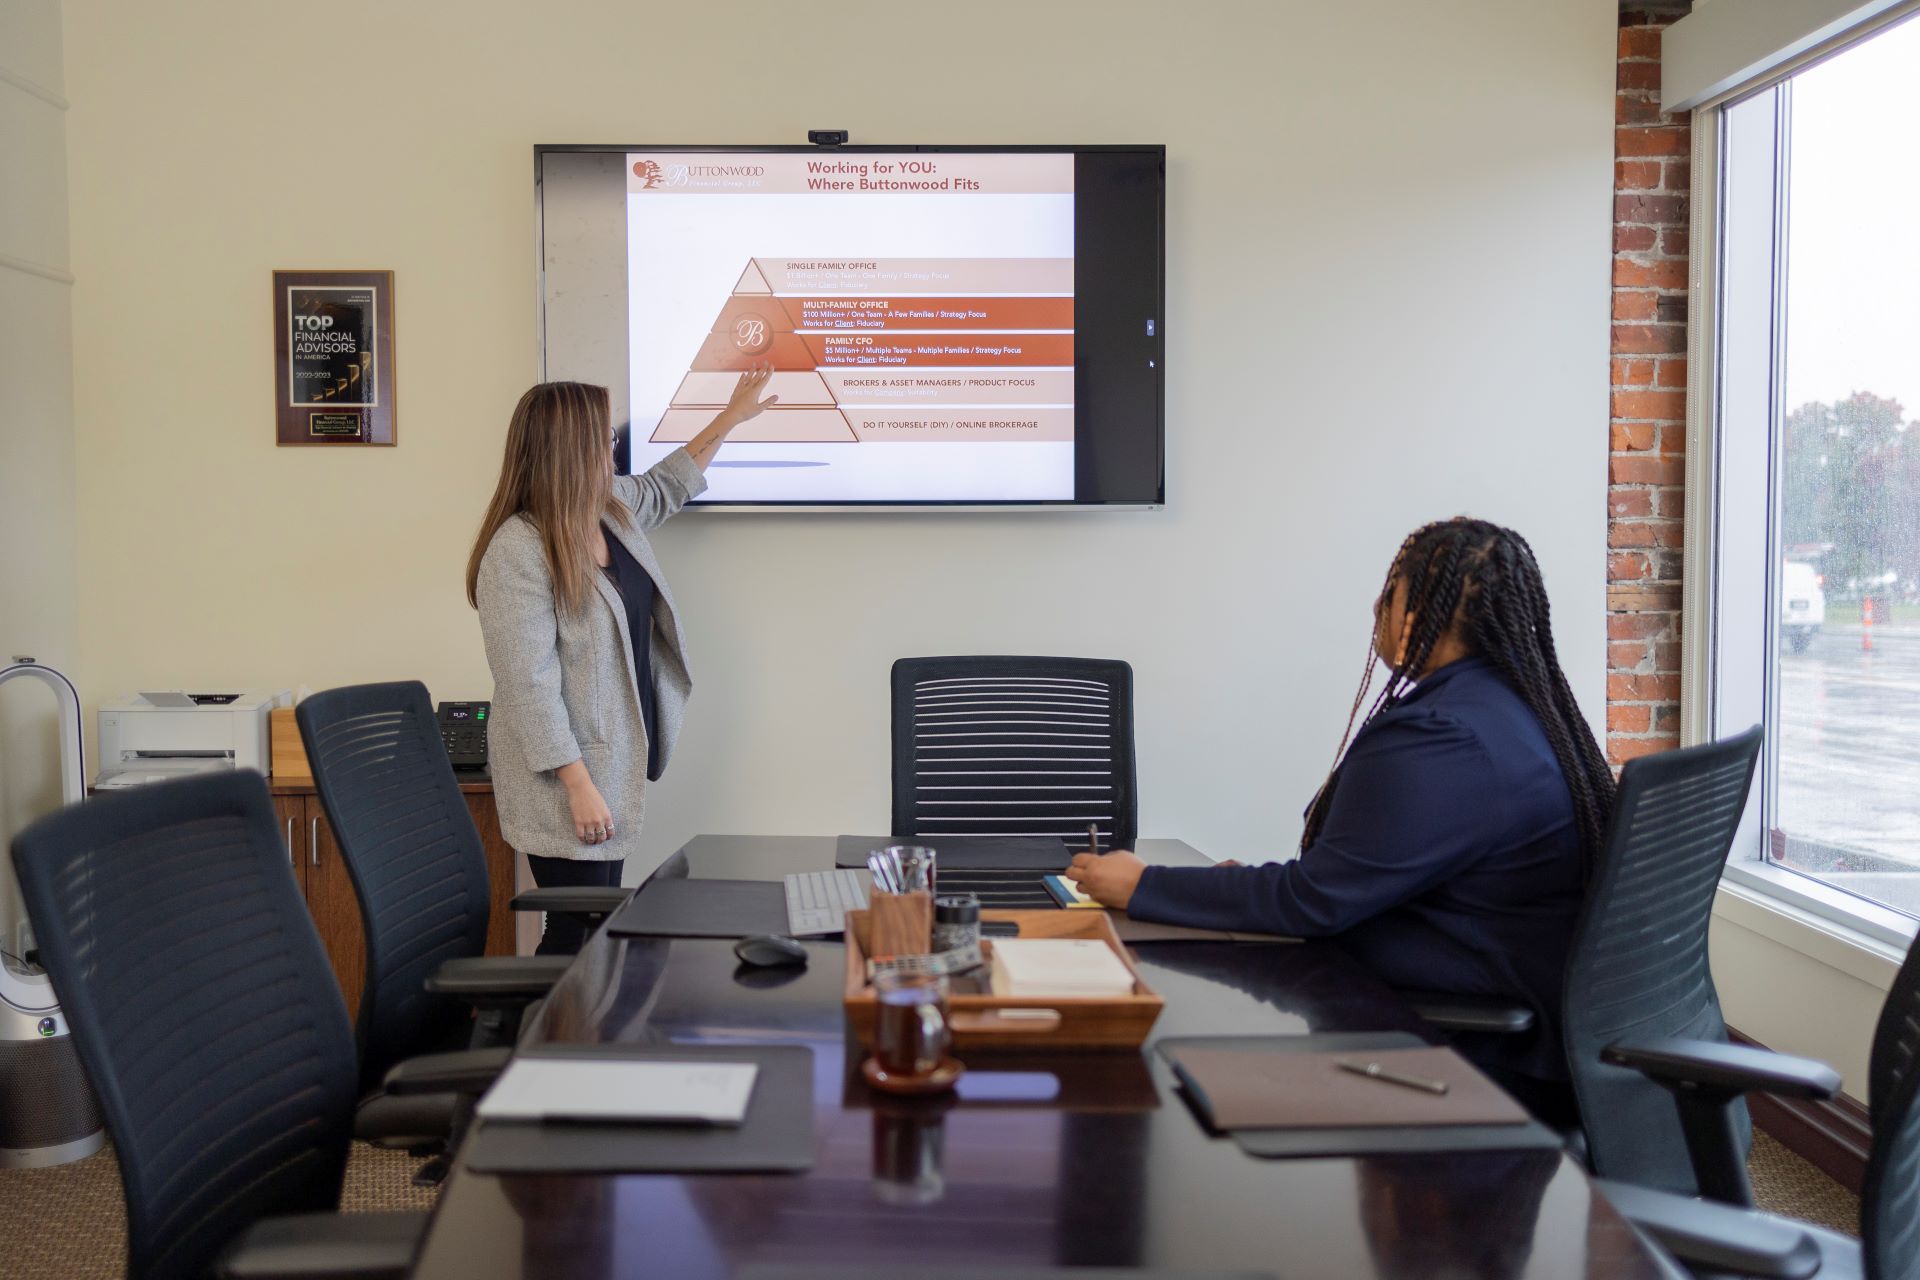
533 143 1166 512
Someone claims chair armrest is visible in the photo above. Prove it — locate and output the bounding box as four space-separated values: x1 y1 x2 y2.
511 886 631 918
381 1046 514 1097
1596 1180 1820 1280
1397 990 1536 1035
424 954 572 1005
217 1210 428 1280
1602 1037 1841 1101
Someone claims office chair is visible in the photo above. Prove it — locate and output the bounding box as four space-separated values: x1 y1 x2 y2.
1406 731 1768 1187
1564 725 1766 1197
891 656 1138 851
7 771 490 1279
297 681 609 1158
1591 922 1920 1279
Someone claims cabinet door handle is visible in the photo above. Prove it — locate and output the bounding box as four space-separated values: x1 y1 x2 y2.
285 816 295 863
309 817 319 867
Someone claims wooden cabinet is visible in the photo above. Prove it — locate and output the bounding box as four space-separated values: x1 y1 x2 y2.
304 806 367 1021
270 780 521 1020
270 794 309 899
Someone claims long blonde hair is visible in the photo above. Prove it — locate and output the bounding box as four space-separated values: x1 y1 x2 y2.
466 382 631 616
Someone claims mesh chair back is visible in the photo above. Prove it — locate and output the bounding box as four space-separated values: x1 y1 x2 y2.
891 656 1137 850
1563 725 1763 1195
9 772 355 1280
298 681 491 1094
1863 931 1920 1278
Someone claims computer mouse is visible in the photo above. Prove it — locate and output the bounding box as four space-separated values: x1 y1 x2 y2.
733 934 809 968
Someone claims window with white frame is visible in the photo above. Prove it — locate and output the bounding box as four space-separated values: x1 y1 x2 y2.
1704 12 1920 929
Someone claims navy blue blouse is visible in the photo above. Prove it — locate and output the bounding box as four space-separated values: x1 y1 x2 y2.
601 525 663 782
1128 656 1585 1081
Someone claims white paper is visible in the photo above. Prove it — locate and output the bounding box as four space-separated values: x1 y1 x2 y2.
476 1058 759 1126
989 938 1136 997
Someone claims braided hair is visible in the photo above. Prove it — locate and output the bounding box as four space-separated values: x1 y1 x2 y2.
1300 518 1617 879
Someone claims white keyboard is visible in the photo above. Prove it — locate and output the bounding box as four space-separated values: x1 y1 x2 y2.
784 868 871 936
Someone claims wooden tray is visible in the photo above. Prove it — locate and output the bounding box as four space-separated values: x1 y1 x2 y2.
843 909 1163 1053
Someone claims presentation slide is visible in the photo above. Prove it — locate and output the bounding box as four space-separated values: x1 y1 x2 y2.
624 152 1075 502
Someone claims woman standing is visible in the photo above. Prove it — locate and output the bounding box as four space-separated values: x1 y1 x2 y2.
467 368 774 953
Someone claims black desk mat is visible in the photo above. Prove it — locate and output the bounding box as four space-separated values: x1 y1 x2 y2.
836 834 1073 871
930 867 1060 910
464 1044 813 1174
1157 1033 1565 1160
605 877 788 938
738 1270 1275 1280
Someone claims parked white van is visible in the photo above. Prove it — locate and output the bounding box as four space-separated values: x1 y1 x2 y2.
1783 561 1826 653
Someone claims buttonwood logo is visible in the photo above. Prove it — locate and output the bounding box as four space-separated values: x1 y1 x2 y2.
633 160 767 189
732 315 770 353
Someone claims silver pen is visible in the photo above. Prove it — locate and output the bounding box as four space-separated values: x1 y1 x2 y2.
1335 1059 1450 1096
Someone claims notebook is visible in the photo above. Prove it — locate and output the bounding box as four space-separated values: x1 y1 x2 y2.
1170 1045 1531 1131
988 938 1136 998
1043 874 1105 908
476 1057 759 1126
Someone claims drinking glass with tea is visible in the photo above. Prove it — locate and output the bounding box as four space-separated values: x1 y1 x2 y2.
871 969 952 1080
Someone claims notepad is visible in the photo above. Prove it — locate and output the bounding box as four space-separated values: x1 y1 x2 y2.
989 937 1136 998
1043 874 1105 909
476 1057 759 1126
1170 1045 1530 1130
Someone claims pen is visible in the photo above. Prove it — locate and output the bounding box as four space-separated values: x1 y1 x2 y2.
1335 1059 1450 1096
1087 823 1100 855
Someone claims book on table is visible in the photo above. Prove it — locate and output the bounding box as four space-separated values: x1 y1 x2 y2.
988 937 1137 998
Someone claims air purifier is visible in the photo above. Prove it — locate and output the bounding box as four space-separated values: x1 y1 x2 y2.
0 657 106 1167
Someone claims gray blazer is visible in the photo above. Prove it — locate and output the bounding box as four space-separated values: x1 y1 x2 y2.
475 448 707 861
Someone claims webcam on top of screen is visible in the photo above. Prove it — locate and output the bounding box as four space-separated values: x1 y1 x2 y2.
807 129 849 147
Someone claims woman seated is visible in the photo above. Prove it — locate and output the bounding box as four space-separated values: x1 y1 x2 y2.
1065 517 1615 1119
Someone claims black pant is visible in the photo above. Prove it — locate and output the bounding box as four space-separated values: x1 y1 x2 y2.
526 855 624 956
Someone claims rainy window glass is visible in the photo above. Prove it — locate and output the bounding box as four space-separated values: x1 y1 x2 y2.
1764 18 1920 916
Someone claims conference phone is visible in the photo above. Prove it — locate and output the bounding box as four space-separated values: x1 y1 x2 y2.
437 701 490 769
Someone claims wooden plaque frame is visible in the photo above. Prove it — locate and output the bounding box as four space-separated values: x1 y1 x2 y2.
273 269 396 445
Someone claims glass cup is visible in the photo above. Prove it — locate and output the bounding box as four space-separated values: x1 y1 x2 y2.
872 969 951 1077
885 844 937 895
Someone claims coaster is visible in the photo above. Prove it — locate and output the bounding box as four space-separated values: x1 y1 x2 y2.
862 1056 965 1095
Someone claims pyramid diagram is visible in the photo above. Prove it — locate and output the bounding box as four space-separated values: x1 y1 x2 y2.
650 260 856 443
649 257 1076 446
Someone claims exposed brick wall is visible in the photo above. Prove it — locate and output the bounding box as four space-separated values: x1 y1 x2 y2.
1607 6 1691 764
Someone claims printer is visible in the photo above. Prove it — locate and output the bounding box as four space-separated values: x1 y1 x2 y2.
95 689 290 789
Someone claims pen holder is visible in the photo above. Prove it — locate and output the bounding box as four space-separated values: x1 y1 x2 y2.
867 890 934 959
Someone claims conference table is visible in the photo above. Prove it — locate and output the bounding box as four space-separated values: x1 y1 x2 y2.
409 836 1673 1280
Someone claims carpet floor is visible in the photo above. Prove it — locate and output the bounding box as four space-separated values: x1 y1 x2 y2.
0 1129 1863 1277
0 1141 437 1280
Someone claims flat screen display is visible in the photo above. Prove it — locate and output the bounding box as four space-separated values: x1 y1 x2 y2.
536 145 1164 508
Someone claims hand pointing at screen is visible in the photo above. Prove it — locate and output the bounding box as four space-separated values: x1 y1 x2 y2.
685 361 779 470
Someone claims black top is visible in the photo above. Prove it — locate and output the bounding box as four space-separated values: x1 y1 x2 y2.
601 525 663 781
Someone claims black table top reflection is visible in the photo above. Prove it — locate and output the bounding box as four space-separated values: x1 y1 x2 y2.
410 836 1669 1280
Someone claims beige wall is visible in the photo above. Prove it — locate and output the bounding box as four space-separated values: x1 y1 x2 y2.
1711 889 1901 1100
0 0 79 866
61 0 1617 879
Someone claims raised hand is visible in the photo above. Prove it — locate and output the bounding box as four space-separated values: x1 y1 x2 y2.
725 359 780 421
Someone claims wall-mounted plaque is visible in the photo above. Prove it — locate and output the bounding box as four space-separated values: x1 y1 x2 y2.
274 270 396 445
